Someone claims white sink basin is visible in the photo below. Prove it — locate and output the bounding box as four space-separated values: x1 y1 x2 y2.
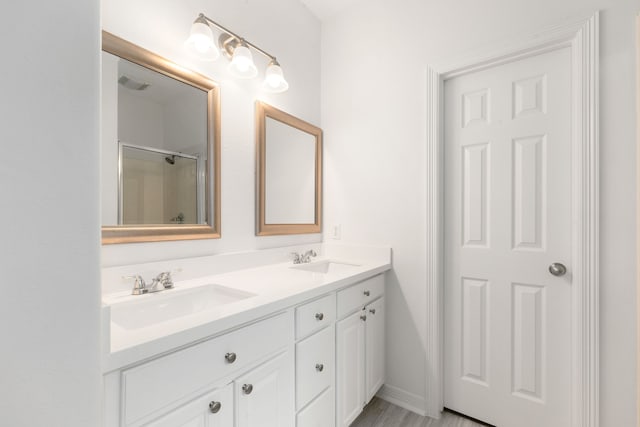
110 284 256 330
290 260 361 274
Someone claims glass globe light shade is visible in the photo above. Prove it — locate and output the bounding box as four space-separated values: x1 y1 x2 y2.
262 61 289 93
228 44 258 78
185 19 219 61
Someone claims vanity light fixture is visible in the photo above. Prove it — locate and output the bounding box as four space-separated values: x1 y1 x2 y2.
186 13 289 93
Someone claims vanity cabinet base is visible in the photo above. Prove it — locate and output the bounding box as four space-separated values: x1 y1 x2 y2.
103 274 386 427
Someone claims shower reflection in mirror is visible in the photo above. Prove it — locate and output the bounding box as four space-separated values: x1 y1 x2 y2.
118 143 204 225
102 47 209 227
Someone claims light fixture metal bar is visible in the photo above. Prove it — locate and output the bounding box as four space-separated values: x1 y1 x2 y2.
199 13 276 62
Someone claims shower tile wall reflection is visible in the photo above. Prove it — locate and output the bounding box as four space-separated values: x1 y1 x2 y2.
121 146 198 224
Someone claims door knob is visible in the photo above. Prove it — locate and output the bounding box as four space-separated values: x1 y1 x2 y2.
316 363 324 372
242 384 253 395
549 263 567 277
315 312 324 321
209 401 222 414
225 352 237 363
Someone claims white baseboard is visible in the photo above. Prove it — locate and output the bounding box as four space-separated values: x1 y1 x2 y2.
376 384 428 417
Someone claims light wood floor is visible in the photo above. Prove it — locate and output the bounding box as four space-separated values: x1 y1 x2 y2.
350 398 488 427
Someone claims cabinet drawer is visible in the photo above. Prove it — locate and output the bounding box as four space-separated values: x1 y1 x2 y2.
296 326 334 410
296 293 336 340
296 387 334 427
122 311 292 426
337 275 384 318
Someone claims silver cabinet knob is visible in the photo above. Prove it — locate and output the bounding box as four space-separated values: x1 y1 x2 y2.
369 308 376 315
316 363 324 372
549 263 567 277
315 312 324 321
209 401 221 414
225 352 237 363
242 384 253 395
360 314 367 321
363 290 370 297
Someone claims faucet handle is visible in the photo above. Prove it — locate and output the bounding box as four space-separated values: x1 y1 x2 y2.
154 271 174 289
300 249 317 263
291 252 302 264
123 275 147 295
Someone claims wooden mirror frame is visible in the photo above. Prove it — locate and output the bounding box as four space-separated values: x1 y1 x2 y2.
256 102 322 236
101 31 221 244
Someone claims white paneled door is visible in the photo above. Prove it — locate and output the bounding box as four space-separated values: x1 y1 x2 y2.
444 47 572 427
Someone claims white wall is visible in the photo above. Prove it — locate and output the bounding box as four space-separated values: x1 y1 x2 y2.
163 92 207 156
0 0 102 426
118 90 165 149
101 0 322 266
321 1 637 425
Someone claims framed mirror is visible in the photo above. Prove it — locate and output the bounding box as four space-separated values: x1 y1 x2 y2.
101 31 221 244
256 102 322 235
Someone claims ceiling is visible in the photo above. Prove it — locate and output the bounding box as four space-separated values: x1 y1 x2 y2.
298 0 361 21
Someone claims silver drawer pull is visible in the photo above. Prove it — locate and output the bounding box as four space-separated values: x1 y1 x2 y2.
315 312 324 321
242 384 253 395
360 315 367 321
363 290 370 297
369 308 376 315
209 401 221 414
225 352 237 363
316 363 324 372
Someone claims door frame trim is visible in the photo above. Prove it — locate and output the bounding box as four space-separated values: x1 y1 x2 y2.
425 12 599 427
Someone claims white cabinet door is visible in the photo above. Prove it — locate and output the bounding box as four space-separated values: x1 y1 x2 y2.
336 310 365 427
365 297 385 402
147 383 233 427
235 350 295 427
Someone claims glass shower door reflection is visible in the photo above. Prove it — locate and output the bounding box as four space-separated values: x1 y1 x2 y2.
119 144 202 225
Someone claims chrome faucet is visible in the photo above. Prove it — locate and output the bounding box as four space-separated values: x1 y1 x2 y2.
125 271 174 295
292 250 317 264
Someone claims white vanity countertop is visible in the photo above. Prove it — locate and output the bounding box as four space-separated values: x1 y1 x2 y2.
102 244 391 373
